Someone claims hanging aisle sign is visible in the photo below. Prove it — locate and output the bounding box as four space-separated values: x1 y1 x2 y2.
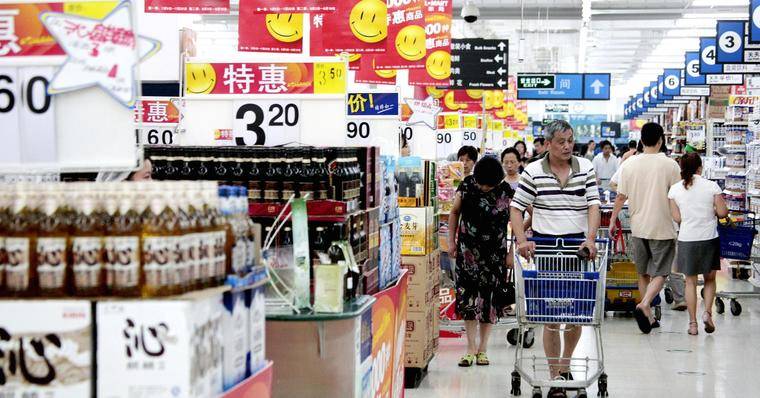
662 69 681 97
684 51 706 86
751 0 760 44
516 73 610 100
700 37 744 85
449 38 508 89
717 20 745 64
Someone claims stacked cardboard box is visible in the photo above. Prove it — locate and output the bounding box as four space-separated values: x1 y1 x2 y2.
397 157 437 208
400 207 437 256
402 250 441 368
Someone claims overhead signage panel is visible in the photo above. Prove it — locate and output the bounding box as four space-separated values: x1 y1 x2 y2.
684 51 706 86
751 0 760 43
663 69 682 96
700 37 723 74
516 73 610 100
449 39 508 89
717 20 745 64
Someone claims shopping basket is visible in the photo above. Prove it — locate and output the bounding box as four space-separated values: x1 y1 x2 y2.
718 212 757 260
510 237 609 397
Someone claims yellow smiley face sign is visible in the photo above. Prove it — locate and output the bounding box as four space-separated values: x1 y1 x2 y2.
395 25 426 61
349 0 388 43
185 63 216 94
265 13 303 43
425 50 451 80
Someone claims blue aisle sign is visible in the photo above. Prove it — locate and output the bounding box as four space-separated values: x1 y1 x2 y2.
662 69 681 96
517 73 610 100
636 94 643 115
642 86 651 109
751 0 760 43
700 37 723 74
684 51 706 85
583 74 611 100
649 81 659 106
346 92 399 116
657 75 669 101
717 20 745 64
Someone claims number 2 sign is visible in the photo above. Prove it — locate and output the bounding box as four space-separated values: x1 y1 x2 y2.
233 100 301 146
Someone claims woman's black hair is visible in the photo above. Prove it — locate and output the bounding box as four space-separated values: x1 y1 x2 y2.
680 152 702 189
500 147 522 163
457 145 479 162
473 156 505 187
513 140 527 154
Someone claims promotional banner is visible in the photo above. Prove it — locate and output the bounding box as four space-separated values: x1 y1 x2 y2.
354 54 397 85
0 2 121 58
371 270 408 398
408 0 452 86
184 62 346 95
375 0 426 70
238 3 303 53
40 1 161 107
245 0 335 13
310 0 388 55
144 0 229 14
346 92 399 116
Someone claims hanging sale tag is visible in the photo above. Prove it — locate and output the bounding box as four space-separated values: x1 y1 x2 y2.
314 62 347 94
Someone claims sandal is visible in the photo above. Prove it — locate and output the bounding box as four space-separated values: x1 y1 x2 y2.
688 321 698 336
458 354 475 367
476 352 490 366
548 387 567 398
702 312 716 334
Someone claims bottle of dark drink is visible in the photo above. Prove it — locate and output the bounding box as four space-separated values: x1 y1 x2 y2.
281 149 297 201
312 149 329 200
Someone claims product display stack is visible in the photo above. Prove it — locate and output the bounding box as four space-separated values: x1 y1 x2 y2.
397 156 441 387
0 181 271 398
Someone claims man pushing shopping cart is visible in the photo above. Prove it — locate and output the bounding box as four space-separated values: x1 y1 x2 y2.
509 120 608 398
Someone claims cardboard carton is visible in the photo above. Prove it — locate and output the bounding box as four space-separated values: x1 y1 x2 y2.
221 291 249 390
248 284 266 376
400 207 436 256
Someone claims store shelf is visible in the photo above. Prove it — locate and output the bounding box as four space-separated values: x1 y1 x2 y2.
266 295 376 321
249 200 375 222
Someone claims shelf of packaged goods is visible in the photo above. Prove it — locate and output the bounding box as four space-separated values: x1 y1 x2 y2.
249 200 374 222
266 295 376 321
219 361 273 398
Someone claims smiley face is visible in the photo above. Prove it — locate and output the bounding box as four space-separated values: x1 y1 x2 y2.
349 0 388 43
426 86 445 99
425 50 451 80
185 63 216 94
265 13 303 43
346 53 362 62
372 56 396 78
395 25 426 61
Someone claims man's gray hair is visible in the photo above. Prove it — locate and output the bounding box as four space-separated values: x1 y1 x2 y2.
544 120 573 141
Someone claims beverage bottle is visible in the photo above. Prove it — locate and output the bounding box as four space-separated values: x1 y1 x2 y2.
140 182 174 297
105 184 143 297
37 184 70 297
312 149 330 200
247 148 263 202
5 184 41 297
204 182 227 286
173 182 193 293
281 149 297 200
265 149 283 202
71 183 108 296
184 182 205 290
299 148 315 200
221 186 244 276
0 184 13 295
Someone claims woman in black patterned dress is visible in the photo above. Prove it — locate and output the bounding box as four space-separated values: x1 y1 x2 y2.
447 156 514 367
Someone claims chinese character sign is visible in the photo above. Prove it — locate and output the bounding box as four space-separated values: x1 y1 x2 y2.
310 0 388 56
354 54 397 85
238 0 303 54
134 98 180 124
375 0 427 70
185 62 346 95
409 0 452 86
346 92 399 116
0 3 66 57
145 0 229 14
246 0 335 13
40 2 161 107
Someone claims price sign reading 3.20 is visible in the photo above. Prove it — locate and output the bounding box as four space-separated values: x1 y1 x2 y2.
233 100 301 146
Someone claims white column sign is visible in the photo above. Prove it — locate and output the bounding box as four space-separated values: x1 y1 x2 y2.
344 92 401 156
233 100 301 146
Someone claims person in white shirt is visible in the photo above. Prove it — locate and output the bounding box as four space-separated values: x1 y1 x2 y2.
592 140 619 191
668 153 728 335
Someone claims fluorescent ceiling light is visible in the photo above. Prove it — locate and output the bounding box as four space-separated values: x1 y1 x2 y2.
682 12 748 19
691 0 748 6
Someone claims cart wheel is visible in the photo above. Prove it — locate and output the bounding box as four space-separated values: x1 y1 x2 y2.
664 287 674 304
597 373 608 397
715 298 725 314
578 388 588 398
730 299 742 316
531 387 542 398
654 306 662 321
510 371 521 396
522 330 535 349
507 329 519 346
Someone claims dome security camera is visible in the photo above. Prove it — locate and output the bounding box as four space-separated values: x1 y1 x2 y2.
461 1 479 23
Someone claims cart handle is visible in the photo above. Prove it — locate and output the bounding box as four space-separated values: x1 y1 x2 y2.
524 237 610 244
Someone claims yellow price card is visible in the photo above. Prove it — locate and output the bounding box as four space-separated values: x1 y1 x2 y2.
492 120 504 131
314 62 347 94
64 1 117 18
462 115 478 129
443 114 460 130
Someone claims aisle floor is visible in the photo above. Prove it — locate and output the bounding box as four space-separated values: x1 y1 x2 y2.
405 273 760 398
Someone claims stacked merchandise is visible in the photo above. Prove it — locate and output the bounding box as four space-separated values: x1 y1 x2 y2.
397 156 441 379
0 181 268 397
378 156 402 291
147 146 387 308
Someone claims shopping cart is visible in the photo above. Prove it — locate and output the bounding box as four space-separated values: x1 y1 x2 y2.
716 211 760 316
510 238 609 398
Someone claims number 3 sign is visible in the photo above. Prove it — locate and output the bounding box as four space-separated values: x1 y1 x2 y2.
233 100 301 146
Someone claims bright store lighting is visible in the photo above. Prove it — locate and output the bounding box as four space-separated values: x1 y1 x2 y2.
691 0 748 6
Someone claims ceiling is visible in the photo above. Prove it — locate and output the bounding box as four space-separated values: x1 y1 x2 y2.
452 0 751 102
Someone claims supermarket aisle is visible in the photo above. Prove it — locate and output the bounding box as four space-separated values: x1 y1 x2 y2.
406 273 760 397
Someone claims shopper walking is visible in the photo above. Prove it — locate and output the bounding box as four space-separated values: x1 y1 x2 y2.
592 140 619 191
610 122 680 334
621 140 638 163
510 120 600 396
530 137 547 163
501 147 523 191
447 156 514 367
457 145 479 176
667 153 728 335
514 141 529 165
582 140 596 161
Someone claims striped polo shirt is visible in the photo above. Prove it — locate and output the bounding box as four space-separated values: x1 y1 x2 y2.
510 155 601 236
